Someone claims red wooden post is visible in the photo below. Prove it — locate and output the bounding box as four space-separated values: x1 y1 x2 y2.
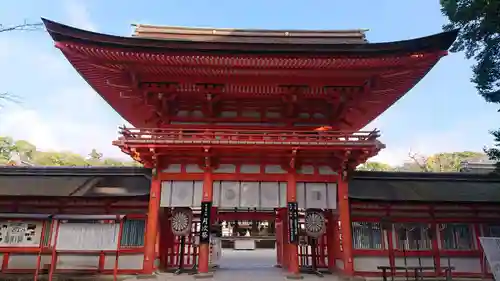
159 208 172 271
34 219 48 281
114 216 124 281
197 170 213 276
338 175 354 275
286 171 301 278
48 220 61 281
280 208 290 270
143 176 161 274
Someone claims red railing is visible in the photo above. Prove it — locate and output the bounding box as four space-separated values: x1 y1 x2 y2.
114 127 383 147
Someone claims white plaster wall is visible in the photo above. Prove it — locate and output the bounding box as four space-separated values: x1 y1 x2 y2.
394 257 434 267
7 254 51 269
56 254 100 270
354 256 389 272
440 257 482 273
104 253 143 270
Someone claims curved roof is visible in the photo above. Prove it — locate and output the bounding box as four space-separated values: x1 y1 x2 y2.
42 19 458 129
43 18 457 55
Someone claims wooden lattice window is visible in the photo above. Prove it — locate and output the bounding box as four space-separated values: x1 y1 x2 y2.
120 219 146 247
352 222 383 250
395 223 432 250
482 224 500 238
440 223 475 250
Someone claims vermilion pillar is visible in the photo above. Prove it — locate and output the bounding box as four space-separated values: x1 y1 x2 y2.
197 169 213 277
326 212 337 271
143 175 161 274
338 174 354 275
286 171 301 278
280 208 290 269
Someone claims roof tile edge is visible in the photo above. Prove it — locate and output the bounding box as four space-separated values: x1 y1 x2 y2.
132 24 369 44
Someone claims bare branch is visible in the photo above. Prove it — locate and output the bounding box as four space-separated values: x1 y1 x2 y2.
408 150 430 172
0 92 21 109
0 21 43 33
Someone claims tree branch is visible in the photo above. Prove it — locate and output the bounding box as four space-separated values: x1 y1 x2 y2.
408 151 430 172
0 92 21 108
0 21 43 33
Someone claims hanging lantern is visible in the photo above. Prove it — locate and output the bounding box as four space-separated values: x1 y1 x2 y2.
304 209 326 238
170 207 193 236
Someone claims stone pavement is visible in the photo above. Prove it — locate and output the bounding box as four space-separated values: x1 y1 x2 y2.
125 249 341 281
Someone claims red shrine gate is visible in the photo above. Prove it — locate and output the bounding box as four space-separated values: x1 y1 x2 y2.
42 18 457 277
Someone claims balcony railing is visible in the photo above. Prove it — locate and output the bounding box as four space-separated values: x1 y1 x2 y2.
113 127 384 148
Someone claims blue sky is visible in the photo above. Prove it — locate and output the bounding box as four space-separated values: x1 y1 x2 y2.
0 0 498 165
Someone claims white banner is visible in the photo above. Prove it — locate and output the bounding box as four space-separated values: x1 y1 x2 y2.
479 237 500 281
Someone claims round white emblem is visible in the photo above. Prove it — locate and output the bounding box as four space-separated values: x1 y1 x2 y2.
171 207 193 236
304 209 326 238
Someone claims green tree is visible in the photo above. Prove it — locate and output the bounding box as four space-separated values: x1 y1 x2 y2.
486 131 500 173
0 136 142 167
0 136 15 161
441 0 500 169
357 162 394 171
13 140 36 160
403 151 485 172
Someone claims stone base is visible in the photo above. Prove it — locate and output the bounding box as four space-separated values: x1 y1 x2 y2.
193 272 214 279
285 273 304 280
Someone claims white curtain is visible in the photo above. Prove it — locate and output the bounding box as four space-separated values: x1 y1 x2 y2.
56 222 119 251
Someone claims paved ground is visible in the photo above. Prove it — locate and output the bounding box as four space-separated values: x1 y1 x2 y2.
144 249 340 281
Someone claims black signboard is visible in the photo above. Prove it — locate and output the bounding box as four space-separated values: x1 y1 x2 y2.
287 201 299 244
199 201 212 244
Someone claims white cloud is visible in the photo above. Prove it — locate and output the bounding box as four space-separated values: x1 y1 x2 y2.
62 0 98 31
0 103 128 159
0 2 129 160
367 112 496 166
1 105 62 151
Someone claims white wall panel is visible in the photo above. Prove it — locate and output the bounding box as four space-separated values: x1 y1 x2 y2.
305 183 327 209
193 181 203 208
171 181 194 207
296 182 306 209
279 182 287 207
214 164 236 173
240 182 259 208
318 166 336 175
160 181 172 207
260 182 280 208
240 165 260 173
162 164 181 173
57 254 100 270
213 181 221 207
186 164 203 173
327 183 337 209
298 165 315 174
265 165 286 174
161 180 337 210
220 181 240 208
